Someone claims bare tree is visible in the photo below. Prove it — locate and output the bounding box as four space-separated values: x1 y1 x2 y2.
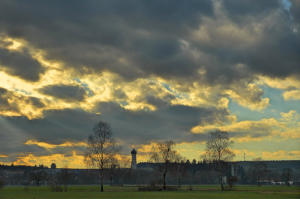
85 121 118 192
202 130 235 191
150 140 180 190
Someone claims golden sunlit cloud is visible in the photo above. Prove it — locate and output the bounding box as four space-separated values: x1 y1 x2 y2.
0 151 133 169
191 118 282 135
259 75 300 101
231 149 300 161
259 76 300 90
225 84 270 111
11 151 85 168
0 19 299 168
262 150 300 160
0 36 25 51
280 110 298 121
191 110 300 142
0 86 45 119
275 124 300 139
132 141 206 162
25 140 88 150
0 35 271 122
283 90 300 100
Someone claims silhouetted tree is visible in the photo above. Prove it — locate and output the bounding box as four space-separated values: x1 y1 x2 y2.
85 121 118 192
202 130 234 191
192 159 197 165
150 140 180 190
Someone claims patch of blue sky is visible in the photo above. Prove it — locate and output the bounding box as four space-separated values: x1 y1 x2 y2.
73 78 94 97
228 96 276 122
261 85 300 114
14 88 31 95
120 101 128 106
229 85 300 122
73 77 81 83
161 82 188 100
281 0 292 12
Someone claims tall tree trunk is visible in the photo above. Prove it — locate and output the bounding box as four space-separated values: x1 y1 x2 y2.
163 172 166 190
217 159 224 191
220 175 224 191
101 174 104 192
100 168 104 192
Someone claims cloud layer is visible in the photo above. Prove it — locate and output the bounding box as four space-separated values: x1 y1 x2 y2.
0 0 299 166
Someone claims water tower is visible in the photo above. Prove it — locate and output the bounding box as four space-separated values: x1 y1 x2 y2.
131 149 137 169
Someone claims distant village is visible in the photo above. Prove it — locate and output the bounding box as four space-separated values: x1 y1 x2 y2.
1 149 299 187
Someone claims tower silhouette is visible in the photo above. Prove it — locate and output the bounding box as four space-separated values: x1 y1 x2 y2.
131 149 137 169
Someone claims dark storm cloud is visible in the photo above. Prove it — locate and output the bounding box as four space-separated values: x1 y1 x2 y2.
0 0 213 80
0 117 82 162
291 0 300 23
144 95 176 108
0 0 299 162
0 102 230 156
222 0 280 18
39 84 90 102
0 0 298 84
0 108 99 159
0 47 44 81
95 102 230 144
0 116 49 158
246 32 300 78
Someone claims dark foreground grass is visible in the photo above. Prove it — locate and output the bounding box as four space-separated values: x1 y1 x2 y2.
0 185 299 199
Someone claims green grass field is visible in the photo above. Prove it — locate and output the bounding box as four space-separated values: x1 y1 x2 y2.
0 185 299 199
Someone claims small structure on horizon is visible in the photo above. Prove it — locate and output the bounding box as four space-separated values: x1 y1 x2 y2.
131 149 137 169
50 163 56 169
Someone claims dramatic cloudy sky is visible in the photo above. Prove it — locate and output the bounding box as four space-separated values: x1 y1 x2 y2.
0 0 300 168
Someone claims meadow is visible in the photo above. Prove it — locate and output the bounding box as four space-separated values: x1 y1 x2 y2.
0 185 299 199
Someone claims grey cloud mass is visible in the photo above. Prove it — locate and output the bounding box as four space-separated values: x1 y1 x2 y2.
291 0 300 22
39 84 90 102
0 102 231 156
96 102 230 143
0 0 298 84
0 0 299 162
0 47 45 81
